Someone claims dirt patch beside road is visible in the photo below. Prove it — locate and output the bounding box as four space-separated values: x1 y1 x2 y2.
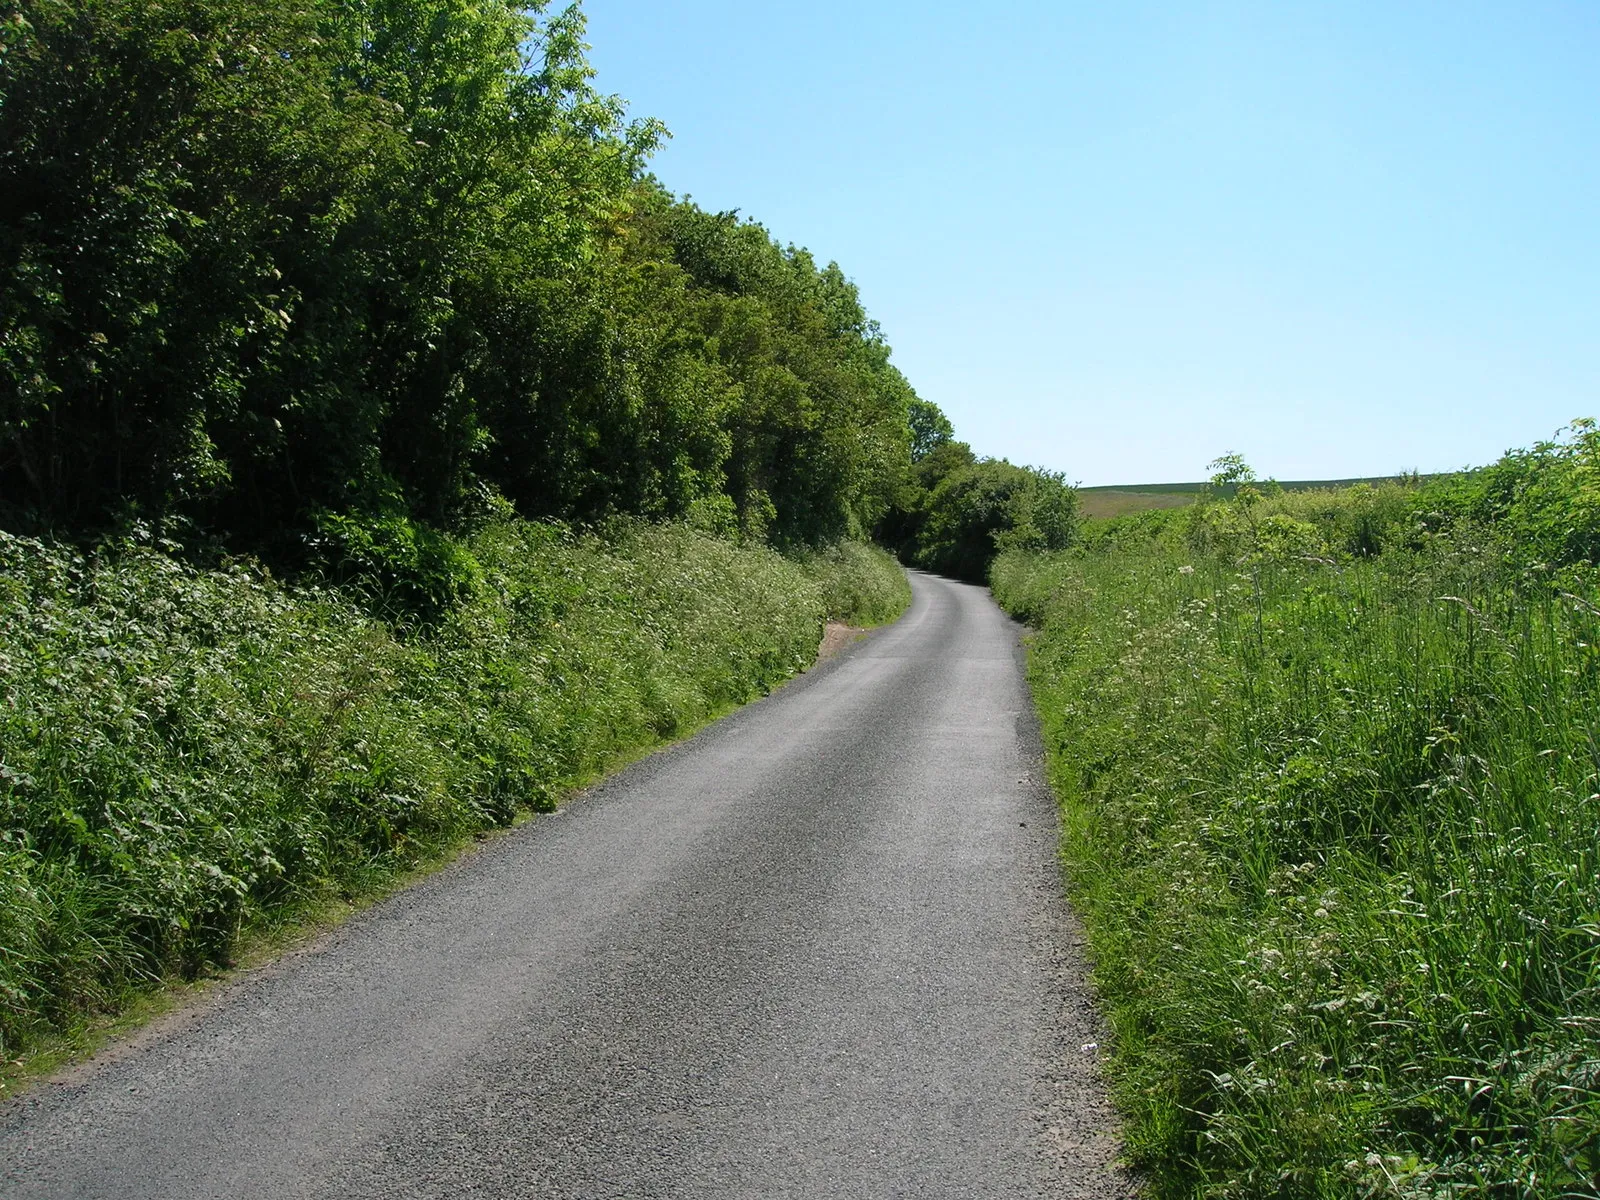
815 621 865 665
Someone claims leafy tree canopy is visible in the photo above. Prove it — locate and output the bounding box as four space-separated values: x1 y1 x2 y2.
0 0 926 567
908 398 954 462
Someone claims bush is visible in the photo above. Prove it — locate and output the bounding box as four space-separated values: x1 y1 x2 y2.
914 458 1079 582
308 508 483 619
1421 420 1600 569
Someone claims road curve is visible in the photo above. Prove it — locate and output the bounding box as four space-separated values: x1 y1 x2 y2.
3 571 1128 1199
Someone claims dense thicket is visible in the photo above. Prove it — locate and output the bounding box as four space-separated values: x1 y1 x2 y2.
0 0 914 563
995 430 1600 1197
876 399 1078 581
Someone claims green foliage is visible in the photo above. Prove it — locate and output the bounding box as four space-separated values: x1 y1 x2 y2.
1107 426 1600 574
1074 460 1434 566
917 460 1078 580
307 508 483 619
907 397 954 462
0 521 907 1058
1420 419 1600 570
1205 452 1260 490
993 442 1600 1198
791 541 911 627
0 0 918 565
1 0 637 531
637 194 916 547
879 435 1079 582
1078 505 1189 553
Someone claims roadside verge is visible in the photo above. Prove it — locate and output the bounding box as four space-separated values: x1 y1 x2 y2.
0 523 908 1092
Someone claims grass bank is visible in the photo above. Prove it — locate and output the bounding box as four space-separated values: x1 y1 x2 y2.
994 471 1599 1196
0 521 907 1066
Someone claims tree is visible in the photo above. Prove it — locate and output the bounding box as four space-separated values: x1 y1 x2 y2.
0 0 925 575
908 398 954 462
914 459 1077 582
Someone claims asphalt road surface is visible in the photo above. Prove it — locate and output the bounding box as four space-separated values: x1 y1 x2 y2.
3 570 1129 1199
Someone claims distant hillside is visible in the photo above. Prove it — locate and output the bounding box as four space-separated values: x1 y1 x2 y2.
1077 487 1202 520
1078 475 1430 520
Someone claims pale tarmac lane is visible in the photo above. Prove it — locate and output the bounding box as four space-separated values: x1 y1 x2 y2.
1 570 1130 1199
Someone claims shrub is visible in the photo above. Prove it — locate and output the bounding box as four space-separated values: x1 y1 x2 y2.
793 541 911 626
916 459 1078 582
308 508 483 619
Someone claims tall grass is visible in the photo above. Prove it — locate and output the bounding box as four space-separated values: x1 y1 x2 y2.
0 521 907 1060
994 500 1600 1197
792 539 914 627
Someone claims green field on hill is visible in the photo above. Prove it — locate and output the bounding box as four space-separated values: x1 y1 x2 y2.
1078 476 1433 520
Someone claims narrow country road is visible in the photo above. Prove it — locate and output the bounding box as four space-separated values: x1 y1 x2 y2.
2 571 1128 1199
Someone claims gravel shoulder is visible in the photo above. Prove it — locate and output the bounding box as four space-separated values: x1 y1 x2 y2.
2 570 1131 1199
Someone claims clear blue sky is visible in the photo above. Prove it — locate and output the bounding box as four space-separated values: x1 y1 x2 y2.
581 0 1598 486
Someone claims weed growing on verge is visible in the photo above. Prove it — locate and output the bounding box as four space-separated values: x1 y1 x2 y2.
0 522 907 1064
792 540 913 627
994 486 1600 1197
